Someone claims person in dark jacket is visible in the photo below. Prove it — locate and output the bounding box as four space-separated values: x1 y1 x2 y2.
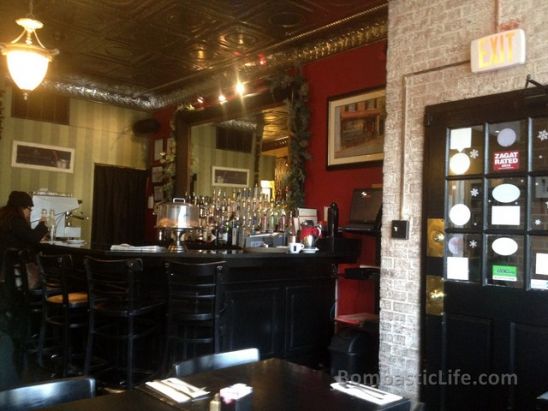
0 191 48 387
0 191 49 285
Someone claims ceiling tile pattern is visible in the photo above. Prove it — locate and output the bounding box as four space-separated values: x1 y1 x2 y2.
0 0 386 107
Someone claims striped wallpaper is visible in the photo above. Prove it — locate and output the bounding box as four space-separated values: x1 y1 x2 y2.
0 84 150 242
191 122 276 196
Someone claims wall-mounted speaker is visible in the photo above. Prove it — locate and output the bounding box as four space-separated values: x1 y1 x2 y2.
132 118 160 135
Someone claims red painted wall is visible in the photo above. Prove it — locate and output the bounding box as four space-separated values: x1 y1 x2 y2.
302 41 386 316
144 106 176 243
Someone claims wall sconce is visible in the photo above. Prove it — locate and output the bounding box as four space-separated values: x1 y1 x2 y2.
0 1 59 97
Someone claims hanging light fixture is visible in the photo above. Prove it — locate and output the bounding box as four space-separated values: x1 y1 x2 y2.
0 1 59 96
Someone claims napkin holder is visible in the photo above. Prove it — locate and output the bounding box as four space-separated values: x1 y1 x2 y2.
220 394 252 411
219 384 253 411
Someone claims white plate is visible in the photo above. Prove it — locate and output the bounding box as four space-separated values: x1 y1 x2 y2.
301 247 319 254
67 239 85 244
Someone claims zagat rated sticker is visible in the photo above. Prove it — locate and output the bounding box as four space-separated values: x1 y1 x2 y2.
493 150 519 171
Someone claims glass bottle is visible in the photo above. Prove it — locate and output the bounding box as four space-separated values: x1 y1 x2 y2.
40 208 48 224
48 209 56 243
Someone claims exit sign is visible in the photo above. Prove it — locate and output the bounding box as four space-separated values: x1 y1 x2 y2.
470 29 526 73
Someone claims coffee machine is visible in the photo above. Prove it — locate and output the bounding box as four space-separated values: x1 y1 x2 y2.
30 194 81 239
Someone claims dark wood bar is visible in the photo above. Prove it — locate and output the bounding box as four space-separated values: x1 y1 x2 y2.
39 240 360 368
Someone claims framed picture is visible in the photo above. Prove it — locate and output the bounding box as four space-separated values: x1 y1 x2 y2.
212 166 249 188
327 88 386 168
11 140 75 173
151 166 163 183
153 185 164 202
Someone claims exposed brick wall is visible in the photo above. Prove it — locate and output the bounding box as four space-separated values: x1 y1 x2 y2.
381 0 548 399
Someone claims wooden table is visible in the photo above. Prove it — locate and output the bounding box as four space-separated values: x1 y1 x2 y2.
37 359 411 411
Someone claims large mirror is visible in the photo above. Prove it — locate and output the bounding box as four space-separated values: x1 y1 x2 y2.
189 105 289 198
175 88 293 200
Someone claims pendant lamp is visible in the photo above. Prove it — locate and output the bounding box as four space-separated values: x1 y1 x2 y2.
0 1 59 96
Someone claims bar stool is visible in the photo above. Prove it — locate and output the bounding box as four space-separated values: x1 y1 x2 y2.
1 248 43 371
83 256 164 390
162 259 225 372
36 253 88 376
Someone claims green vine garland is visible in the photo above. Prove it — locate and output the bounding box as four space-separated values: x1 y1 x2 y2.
269 69 310 210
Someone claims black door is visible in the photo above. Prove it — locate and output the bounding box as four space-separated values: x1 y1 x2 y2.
421 88 548 410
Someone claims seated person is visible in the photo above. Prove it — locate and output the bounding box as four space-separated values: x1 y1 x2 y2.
0 191 48 385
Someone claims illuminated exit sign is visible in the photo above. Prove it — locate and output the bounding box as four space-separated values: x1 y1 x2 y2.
471 29 526 73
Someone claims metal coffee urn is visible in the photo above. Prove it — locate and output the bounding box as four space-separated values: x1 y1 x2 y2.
154 198 199 252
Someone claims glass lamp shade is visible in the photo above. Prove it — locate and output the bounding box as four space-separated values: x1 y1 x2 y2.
4 45 51 91
1 17 58 92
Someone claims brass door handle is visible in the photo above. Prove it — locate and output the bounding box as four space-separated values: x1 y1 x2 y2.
429 289 445 301
432 231 445 243
426 275 444 316
427 219 444 257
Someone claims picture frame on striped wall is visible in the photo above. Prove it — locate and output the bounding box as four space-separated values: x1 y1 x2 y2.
11 140 75 173
212 166 249 188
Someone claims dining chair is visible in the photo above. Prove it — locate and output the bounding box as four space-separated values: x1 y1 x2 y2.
36 253 88 376
0 376 95 411
83 256 164 390
170 347 260 378
162 259 226 372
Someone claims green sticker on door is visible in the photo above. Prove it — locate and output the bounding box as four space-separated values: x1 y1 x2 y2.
492 265 517 281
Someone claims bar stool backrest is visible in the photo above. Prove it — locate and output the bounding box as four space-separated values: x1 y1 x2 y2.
163 260 225 366
0 376 95 410
2 248 32 302
165 260 225 322
36 253 73 305
84 257 143 311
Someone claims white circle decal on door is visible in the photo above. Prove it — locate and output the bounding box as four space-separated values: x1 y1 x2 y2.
497 128 517 147
492 237 518 256
449 152 471 175
447 235 464 255
492 184 520 203
449 204 471 226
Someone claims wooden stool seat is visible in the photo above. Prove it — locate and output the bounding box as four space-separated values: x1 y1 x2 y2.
47 292 88 306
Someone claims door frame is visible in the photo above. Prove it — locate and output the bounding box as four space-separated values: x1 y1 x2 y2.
420 86 548 409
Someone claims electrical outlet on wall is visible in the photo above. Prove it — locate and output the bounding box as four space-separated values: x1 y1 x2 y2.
391 220 409 239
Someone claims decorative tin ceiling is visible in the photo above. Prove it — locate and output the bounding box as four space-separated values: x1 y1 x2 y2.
0 0 387 109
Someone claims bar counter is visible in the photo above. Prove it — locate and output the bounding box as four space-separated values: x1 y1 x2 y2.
39 238 359 367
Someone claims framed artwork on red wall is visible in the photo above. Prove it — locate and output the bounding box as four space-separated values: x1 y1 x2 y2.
327 88 385 168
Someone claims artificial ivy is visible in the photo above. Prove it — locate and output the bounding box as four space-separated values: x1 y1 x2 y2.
269 68 310 210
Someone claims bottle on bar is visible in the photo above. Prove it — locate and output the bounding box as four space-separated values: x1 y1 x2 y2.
183 185 293 248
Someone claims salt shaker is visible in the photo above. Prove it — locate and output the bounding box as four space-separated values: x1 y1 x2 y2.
209 393 221 411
